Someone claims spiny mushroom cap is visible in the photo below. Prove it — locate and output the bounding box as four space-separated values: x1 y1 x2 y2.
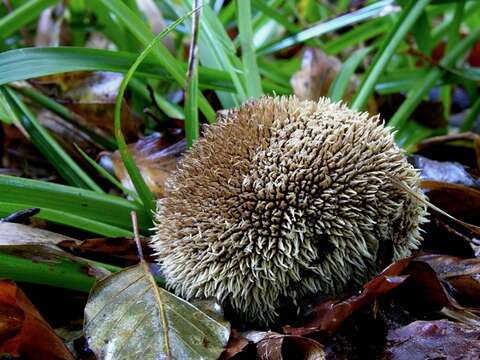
152 96 427 324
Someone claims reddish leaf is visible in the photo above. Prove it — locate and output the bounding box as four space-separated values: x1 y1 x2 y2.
417 255 480 305
383 320 480 360
220 329 250 360
58 236 155 266
0 280 74 359
283 258 411 336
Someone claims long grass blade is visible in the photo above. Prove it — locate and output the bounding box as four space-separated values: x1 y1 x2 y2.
350 0 430 111
1 87 102 192
185 2 202 148
237 0 263 98
114 11 194 224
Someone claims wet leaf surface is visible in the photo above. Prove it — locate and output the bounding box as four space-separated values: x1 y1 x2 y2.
0 280 74 359
84 261 230 360
283 259 411 336
383 320 480 360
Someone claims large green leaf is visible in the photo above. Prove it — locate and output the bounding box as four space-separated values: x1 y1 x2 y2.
84 262 231 359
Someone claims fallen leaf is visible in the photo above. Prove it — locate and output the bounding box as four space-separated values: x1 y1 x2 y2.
416 255 480 305
290 48 377 114
421 180 480 226
31 71 140 141
0 222 78 246
100 133 185 197
84 261 230 360
220 329 250 360
244 331 325 360
58 236 154 267
383 320 480 360
283 258 411 336
412 155 480 188
0 280 74 359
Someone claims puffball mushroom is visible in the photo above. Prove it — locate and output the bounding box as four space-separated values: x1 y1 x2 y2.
152 96 428 324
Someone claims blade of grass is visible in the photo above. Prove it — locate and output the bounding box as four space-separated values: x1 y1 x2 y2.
460 97 480 132
170 0 248 107
388 27 480 130
1 87 102 192
185 2 202 148
350 0 430 111
114 10 195 222
440 0 465 119
98 0 216 122
324 17 389 55
237 0 263 98
0 0 57 41
256 0 395 56
74 144 140 201
0 47 234 93
329 47 371 102
0 175 150 234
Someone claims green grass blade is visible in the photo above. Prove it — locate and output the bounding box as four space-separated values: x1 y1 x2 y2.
113 11 194 223
1 87 102 192
74 144 140 200
324 17 388 55
350 0 430 111
329 47 371 102
0 175 150 234
185 3 202 147
460 97 480 132
388 27 480 130
237 0 263 98
0 0 57 41
0 47 234 93
97 0 216 123
257 0 394 56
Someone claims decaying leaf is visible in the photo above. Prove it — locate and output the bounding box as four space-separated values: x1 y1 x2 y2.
58 236 154 267
283 258 411 336
0 279 74 359
290 48 377 113
0 222 78 246
100 133 185 197
383 320 480 360
245 331 325 360
84 261 230 360
412 155 480 188
31 71 140 141
416 255 480 305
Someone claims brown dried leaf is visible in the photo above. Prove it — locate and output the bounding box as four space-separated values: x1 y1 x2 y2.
58 236 155 267
31 71 140 141
383 320 480 360
283 258 411 336
290 48 377 113
220 329 250 360
417 255 480 304
101 133 185 197
0 280 74 359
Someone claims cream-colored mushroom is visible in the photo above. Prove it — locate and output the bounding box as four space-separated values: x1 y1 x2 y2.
152 96 428 324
